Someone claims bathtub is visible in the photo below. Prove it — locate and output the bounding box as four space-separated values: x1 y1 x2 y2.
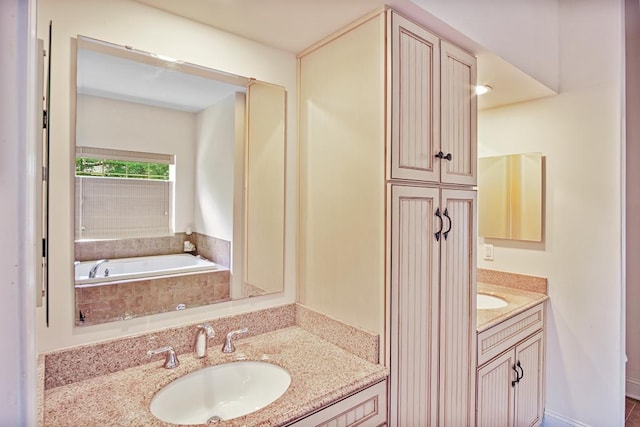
74 253 224 287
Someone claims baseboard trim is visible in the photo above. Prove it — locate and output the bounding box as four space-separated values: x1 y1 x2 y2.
627 377 640 400
543 410 590 427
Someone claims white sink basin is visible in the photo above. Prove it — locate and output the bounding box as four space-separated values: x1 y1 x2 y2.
477 293 509 310
149 361 291 424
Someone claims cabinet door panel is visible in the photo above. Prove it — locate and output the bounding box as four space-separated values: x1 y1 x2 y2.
389 185 440 426
439 189 477 425
515 332 544 427
441 41 477 186
390 12 440 183
477 350 516 427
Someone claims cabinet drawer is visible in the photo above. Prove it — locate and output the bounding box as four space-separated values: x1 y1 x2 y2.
288 380 387 427
478 304 544 366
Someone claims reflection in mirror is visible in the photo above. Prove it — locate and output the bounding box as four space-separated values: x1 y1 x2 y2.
73 36 286 326
478 152 543 242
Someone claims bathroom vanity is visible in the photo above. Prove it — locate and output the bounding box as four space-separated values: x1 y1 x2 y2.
476 278 548 427
41 305 388 426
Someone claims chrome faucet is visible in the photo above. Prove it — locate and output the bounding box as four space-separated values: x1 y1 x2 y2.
147 346 179 369
222 327 248 353
193 323 215 358
88 259 109 278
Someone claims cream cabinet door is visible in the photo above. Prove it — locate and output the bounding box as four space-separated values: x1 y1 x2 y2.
440 41 477 186
389 185 440 426
477 349 516 427
389 12 441 183
390 186 476 425
514 332 544 427
477 331 544 427
439 189 477 426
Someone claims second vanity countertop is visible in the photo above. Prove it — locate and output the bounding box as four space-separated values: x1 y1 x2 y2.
477 282 549 333
43 326 388 426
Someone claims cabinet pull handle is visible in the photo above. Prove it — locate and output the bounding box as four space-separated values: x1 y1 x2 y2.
442 208 452 240
511 363 520 387
434 208 443 241
444 152 452 161
516 361 524 381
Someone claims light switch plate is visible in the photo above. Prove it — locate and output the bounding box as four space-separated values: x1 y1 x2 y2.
483 243 494 261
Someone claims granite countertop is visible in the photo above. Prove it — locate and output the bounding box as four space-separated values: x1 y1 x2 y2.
43 326 388 426
477 282 549 333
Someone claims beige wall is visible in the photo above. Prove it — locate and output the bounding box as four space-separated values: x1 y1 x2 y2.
194 93 238 242
37 0 297 353
298 14 386 336
626 0 640 400
477 0 623 424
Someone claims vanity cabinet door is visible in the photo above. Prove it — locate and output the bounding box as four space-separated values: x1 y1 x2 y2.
476 330 545 427
440 41 477 186
389 11 441 183
477 349 516 427
439 189 477 426
389 185 441 426
389 12 476 186
389 186 476 425
514 332 544 427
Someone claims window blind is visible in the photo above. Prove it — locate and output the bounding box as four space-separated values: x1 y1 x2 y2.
75 176 173 240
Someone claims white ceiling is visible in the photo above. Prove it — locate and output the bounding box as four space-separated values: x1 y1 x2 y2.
77 46 246 112
132 0 556 110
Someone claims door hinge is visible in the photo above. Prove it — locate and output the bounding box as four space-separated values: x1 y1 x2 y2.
43 109 48 129
42 166 48 181
42 238 47 257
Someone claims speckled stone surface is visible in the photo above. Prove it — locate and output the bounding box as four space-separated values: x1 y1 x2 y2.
477 268 547 294
38 354 45 426
295 304 379 364
44 304 296 390
43 327 388 427
477 282 548 332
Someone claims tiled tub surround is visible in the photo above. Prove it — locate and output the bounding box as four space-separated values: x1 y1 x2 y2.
75 269 231 326
75 232 230 267
190 232 231 267
476 269 549 331
74 233 231 325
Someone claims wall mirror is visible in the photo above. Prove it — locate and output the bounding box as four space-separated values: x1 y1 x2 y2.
73 36 286 326
478 152 543 242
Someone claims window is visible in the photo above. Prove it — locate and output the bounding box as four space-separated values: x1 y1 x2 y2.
75 147 175 240
75 158 170 180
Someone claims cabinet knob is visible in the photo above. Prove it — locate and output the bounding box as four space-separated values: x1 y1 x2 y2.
435 151 453 161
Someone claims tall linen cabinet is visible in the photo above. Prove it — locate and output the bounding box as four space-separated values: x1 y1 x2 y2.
299 9 477 426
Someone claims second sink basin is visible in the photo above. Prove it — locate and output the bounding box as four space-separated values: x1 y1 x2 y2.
149 361 291 425
477 293 509 310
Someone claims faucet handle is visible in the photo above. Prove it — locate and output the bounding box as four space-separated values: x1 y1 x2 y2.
222 327 248 353
147 346 179 369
